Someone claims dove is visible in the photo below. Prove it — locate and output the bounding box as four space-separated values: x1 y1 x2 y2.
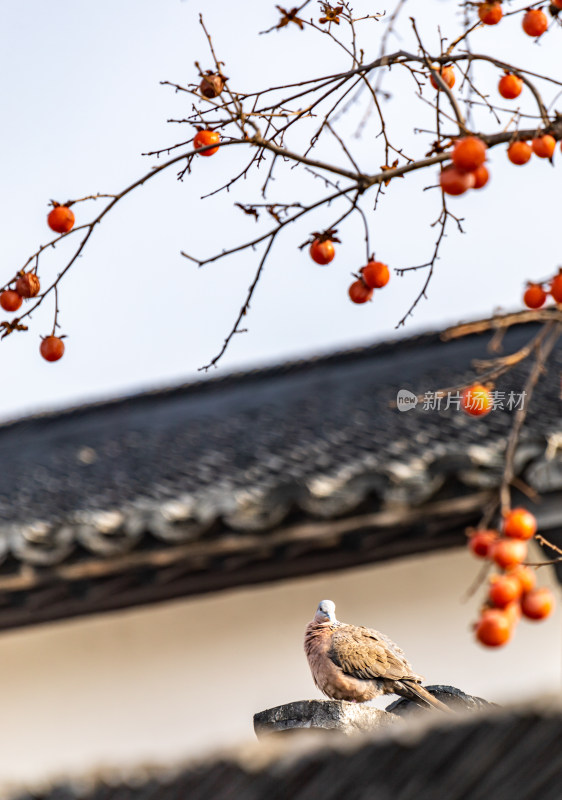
304 599 449 712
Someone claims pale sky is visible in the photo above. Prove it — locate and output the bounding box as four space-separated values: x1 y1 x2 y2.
2 0 560 421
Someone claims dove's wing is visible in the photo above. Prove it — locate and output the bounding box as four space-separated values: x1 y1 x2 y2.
328 624 423 682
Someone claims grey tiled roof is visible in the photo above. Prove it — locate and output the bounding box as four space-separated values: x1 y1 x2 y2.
0 317 558 628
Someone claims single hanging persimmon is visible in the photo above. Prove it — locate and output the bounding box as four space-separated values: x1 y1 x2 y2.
40 336 65 362
478 2 503 24
440 166 475 196
552 0 562 8
199 73 226 99
521 587 555 620
523 284 547 309
550 273 562 302
430 65 455 90
48 205 75 234
468 529 498 558
348 280 373 304
498 73 523 100
0 290 22 312
522 8 548 36
16 272 40 298
503 600 522 628
492 538 527 569
532 135 556 159
488 574 523 609
472 164 490 189
503 507 537 540
452 137 487 172
507 141 532 165
361 261 389 289
310 239 335 265
475 609 512 647
507 565 536 594
461 383 492 417
193 129 221 156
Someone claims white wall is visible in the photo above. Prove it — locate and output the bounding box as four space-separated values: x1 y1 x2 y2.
0 546 559 789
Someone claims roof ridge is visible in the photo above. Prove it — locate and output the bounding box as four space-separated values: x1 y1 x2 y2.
0 314 541 431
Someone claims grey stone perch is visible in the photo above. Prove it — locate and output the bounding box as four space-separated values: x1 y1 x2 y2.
386 684 496 716
254 699 394 739
254 687 495 740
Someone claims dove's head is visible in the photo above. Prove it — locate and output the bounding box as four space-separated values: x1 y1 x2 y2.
314 599 337 624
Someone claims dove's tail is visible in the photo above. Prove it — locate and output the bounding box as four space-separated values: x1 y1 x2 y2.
395 680 453 713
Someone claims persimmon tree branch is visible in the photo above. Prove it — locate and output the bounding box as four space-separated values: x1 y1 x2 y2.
4 1 562 372
498 321 561 514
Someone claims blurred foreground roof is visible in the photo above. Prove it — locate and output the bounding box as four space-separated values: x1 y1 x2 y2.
9 704 562 800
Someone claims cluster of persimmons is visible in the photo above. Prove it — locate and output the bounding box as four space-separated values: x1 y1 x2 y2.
0 204 75 361
468 508 555 647
309 234 391 303
477 3 560 34
523 269 562 309
0 121 223 365
432 1 562 198
439 131 558 198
